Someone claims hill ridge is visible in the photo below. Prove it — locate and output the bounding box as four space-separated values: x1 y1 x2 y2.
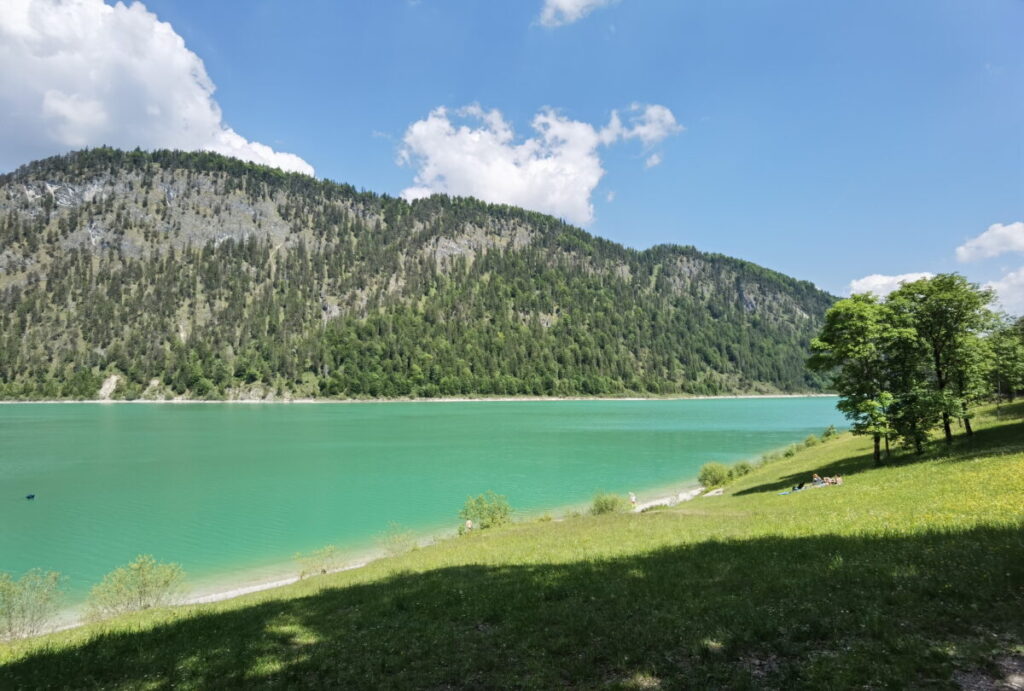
0 148 835 400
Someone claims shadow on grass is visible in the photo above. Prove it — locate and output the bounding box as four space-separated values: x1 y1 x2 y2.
2 526 1021 689
735 416 1024 497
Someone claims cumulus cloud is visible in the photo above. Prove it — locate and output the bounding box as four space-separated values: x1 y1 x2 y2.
986 267 1024 316
538 0 615 27
644 153 662 169
0 0 312 175
955 222 1024 262
848 272 935 297
398 103 681 225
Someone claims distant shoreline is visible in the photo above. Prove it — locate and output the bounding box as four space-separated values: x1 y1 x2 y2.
0 393 837 405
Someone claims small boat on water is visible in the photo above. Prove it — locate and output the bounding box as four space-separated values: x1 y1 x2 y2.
25 494 35 500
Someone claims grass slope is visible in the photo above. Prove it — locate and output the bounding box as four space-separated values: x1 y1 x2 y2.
2 404 1022 689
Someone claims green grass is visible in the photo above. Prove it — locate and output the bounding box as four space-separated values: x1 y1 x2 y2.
2 403 1023 689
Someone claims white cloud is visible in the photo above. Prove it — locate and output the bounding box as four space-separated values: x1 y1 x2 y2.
398 103 681 225
605 190 615 202
848 272 935 297
538 0 615 27
955 222 1024 262
986 267 1024 316
644 153 662 169
0 0 312 175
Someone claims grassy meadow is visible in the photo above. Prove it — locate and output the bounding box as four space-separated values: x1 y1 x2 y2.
2 402 1022 689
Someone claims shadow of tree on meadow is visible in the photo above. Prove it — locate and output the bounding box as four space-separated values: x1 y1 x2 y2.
2 526 1021 689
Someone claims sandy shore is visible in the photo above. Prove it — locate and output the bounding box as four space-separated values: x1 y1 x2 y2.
184 559 372 605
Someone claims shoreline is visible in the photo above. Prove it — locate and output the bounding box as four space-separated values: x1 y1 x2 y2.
42 481 710 633
0 393 837 405
168 482 710 608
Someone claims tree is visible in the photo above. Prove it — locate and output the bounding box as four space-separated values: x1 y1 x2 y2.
886 275 996 443
0 569 64 640
808 294 902 463
988 317 1024 401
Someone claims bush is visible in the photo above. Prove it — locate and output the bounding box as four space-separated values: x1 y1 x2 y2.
377 523 417 557
459 491 512 530
804 434 819 447
0 569 64 640
729 460 753 479
87 555 184 619
294 545 344 579
698 462 730 488
783 446 798 458
590 493 629 515
823 425 838 439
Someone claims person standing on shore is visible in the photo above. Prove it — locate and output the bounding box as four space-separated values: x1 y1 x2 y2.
629 492 637 509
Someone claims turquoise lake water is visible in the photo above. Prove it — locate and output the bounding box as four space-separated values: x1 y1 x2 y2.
0 398 844 602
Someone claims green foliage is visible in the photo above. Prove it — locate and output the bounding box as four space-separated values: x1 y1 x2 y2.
590 493 629 515
811 274 1001 460
86 555 184 620
459 491 512 530
0 149 835 401
822 425 838 439
376 523 417 558
698 462 730 488
728 461 753 479
0 569 63 641
294 545 344 579
803 434 819 447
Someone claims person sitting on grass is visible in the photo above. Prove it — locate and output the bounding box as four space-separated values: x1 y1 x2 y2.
812 473 825 486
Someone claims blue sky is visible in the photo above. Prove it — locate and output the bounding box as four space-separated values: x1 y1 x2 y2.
1 0 1021 309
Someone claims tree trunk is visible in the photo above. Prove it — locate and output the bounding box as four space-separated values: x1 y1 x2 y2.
963 416 973 436
933 345 953 444
873 434 881 464
884 435 891 459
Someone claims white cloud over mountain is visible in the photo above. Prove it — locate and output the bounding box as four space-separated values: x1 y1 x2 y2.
538 0 616 27
398 103 681 225
847 272 935 297
0 0 313 175
955 222 1024 262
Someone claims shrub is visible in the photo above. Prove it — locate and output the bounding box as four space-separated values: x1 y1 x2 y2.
377 523 416 557
823 425 838 439
783 446 798 458
0 569 64 641
459 491 512 530
698 462 730 488
87 555 184 619
590 493 629 515
804 434 819 447
729 461 753 479
294 545 344 579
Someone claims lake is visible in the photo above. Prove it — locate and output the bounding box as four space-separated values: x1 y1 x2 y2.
0 398 844 602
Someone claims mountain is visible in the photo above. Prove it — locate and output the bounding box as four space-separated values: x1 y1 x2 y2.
0 148 834 400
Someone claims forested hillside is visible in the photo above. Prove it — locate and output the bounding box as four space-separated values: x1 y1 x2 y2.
0 148 834 400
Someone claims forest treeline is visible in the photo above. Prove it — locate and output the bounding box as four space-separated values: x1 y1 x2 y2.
810 273 1024 461
0 148 835 400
